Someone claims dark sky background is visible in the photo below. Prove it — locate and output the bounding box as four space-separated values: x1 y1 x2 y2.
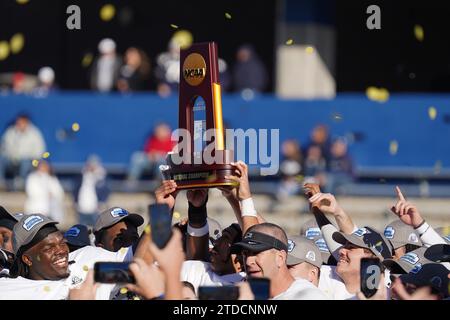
2 0 450 92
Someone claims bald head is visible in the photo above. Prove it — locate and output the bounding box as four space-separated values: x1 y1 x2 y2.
247 223 288 247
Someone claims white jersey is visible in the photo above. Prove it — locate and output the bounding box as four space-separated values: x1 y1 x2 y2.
180 260 246 292
272 278 328 300
318 265 356 300
0 246 132 300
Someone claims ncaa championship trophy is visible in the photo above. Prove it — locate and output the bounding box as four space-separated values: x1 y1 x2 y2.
164 42 238 190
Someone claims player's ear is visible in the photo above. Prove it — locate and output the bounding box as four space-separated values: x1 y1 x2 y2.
277 250 287 268
22 254 32 267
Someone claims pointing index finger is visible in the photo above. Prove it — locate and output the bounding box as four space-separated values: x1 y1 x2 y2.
396 186 406 201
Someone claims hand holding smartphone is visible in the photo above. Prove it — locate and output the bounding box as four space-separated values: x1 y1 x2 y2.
149 203 173 249
94 262 135 284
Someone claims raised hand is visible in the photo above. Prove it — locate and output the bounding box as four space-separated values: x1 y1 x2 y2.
390 186 424 228
225 161 251 200
154 180 178 210
308 192 344 217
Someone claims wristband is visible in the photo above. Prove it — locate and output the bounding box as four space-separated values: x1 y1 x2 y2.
188 196 208 226
240 197 257 217
187 222 209 237
415 221 429 236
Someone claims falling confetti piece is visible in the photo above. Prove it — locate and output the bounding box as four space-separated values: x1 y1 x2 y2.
42 152 50 159
82 53 93 68
83 265 89 272
16 0 29 4
305 46 314 54
120 287 128 294
366 86 389 103
286 39 293 45
428 106 437 120
10 33 24 54
389 140 398 155
170 24 179 29
32 159 39 167
172 30 193 49
72 122 80 132
100 4 116 22
0 42 10 61
120 247 127 255
133 296 141 300
414 25 424 42
144 225 151 235
225 12 232 19
173 212 181 220
43 286 51 292
378 88 390 103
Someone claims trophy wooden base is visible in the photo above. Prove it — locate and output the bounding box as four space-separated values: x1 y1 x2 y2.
165 150 238 190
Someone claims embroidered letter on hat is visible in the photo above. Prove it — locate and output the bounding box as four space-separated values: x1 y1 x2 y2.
408 233 419 243
287 239 295 253
22 215 44 231
306 250 316 261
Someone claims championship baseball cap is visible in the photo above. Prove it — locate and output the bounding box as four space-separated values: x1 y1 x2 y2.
286 235 323 269
435 226 450 244
400 263 449 297
0 206 21 231
94 207 144 233
383 246 434 274
64 224 91 248
424 244 450 263
333 226 394 260
232 231 288 254
208 217 223 249
384 220 422 249
12 214 59 255
299 219 333 264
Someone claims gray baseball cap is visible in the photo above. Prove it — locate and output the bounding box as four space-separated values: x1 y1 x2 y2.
383 246 434 274
333 226 394 260
384 220 422 249
287 235 323 269
12 214 59 255
94 207 144 233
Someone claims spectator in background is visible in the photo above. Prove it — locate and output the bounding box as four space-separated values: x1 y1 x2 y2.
0 113 46 190
73 155 110 227
277 139 303 200
117 47 152 93
33 66 57 97
326 138 354 194
89 38 122 92
303 145 327 189
305 124 331 163
155 38 181 97
24 160 65 223
127 123 175 182
232 44 268 94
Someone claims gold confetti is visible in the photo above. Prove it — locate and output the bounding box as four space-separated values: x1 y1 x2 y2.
172 30 193 49
414 25 424 42
43 286 51 292
133 296 140 300
72 122 80 132
100 4 116 22
42 152 50 159
82 265 89 272
173 211 181 219
170 24 179 29
366 87 389 103
16 0 29 4
36 255 41 261
428 106 437 120
389 140 398 155
305 46 314 54
82 53 93 68
144 225 151 235
120 247 127 255
225 12 232 19
0 41 10 61
285 39 293 45
120 287 128 294
10 33 25 54
32 159 39 167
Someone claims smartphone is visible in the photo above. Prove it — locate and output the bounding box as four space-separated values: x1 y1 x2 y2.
247 277 270 300
198 286 239 300
149 203 172 249
94 262 135 284
360 257 382 298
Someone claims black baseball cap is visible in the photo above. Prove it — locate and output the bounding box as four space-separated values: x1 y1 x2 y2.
0 206 21 231
232 231 288 254
424 244 450 263
64 224 91 248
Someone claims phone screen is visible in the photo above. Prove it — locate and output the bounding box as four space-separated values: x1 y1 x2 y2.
247 277 270 300
198 286 239 300
149 203 172 249
94 262 135 284
360 257 382 298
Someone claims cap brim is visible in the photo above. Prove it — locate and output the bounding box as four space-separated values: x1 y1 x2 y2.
382 259 408 274
424 244 450 262
123 214 144 228
65 237 90 247
286 255 306 266
332 232 366 248
231 240 273 254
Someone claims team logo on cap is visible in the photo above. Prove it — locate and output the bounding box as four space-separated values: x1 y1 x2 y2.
315 238 329 252
65 227 80 238
244 232 253 239
430 276 443 289
384 226 395 239
305 227 321 240
306 250 316 262
408 233 419 243
287 239 295 253
353 228 369 237
410 263 422 274
22 215 44 231
400 252 420 265
110 208 128 218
